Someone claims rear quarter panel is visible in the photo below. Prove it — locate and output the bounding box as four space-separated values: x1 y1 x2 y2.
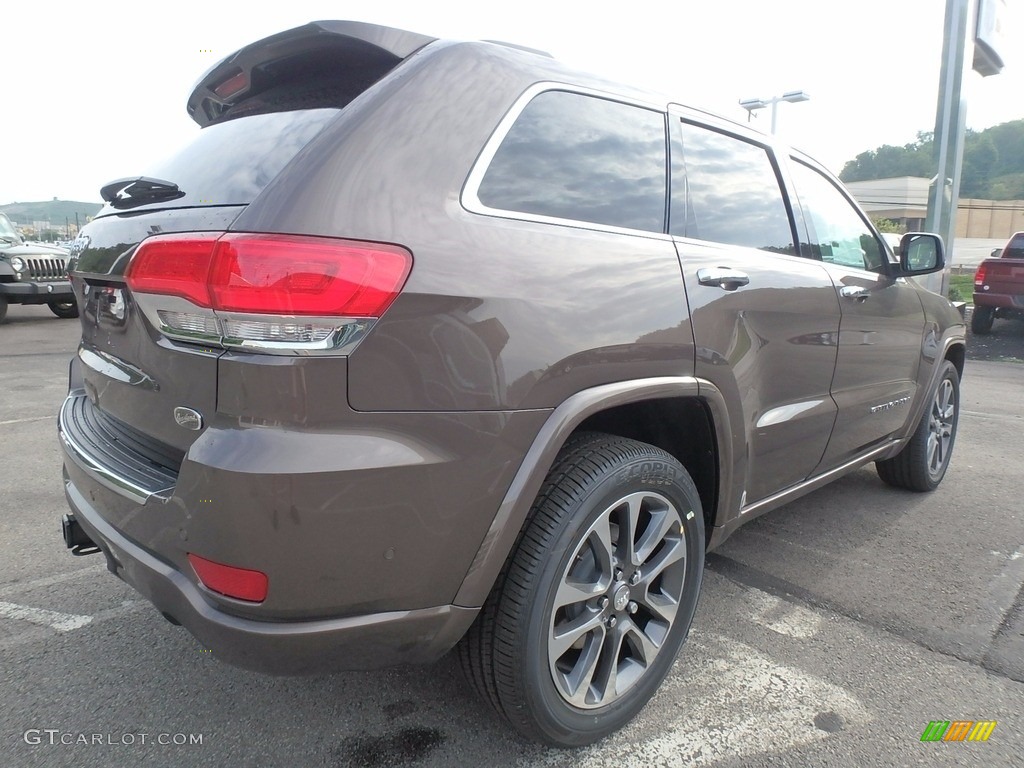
232 42 695 412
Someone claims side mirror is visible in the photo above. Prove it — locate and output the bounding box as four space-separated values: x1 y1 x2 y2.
990 248 1003 258
895 233 944 276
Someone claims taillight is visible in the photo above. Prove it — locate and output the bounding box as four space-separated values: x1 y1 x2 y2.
125 233 412 354
207 234 410 315
124 233 218 306
187 553 268 602
974 263 986 287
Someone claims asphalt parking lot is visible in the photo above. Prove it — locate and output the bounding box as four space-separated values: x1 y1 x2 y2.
2 303 1022 767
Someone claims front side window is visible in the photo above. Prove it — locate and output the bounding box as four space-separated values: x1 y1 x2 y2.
476 91 667 232
790 161 885 272
670 121 795 254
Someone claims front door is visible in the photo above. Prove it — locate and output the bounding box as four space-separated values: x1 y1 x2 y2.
786 159 925 471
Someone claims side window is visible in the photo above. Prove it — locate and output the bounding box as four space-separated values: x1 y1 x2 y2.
790 161 885 272
670 121 795 254
476 91 667 232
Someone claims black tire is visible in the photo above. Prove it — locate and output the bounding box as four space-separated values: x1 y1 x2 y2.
876 360 959 492
0 296 7 324
971 305 994 334
459 432 705 747
48 300 79 319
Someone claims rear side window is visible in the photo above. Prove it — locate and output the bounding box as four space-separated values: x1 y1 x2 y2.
670 121 795 254
1005 233 1024 259
101 109 338 213
476 91 667 232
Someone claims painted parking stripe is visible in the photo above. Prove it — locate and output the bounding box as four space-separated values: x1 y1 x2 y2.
527 631 871 767
748 591 822 638
0 601 93 632
0 416 53 426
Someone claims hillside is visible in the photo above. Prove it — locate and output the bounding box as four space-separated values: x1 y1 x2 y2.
840 119 1024 199
1 199 103 228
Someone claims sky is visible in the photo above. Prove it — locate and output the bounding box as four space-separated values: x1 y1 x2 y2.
4 0 1021 205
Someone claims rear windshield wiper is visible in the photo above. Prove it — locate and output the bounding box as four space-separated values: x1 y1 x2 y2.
100 177 186 210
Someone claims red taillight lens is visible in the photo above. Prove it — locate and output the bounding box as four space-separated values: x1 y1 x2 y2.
125 234 219 306
126 233 412 316
208 234 411 315
187 553 268 602
213 69 249 99
974 264 986 287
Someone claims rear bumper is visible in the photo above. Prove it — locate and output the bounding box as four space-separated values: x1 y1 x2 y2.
973 291 1024 310
63 476 477 674
0 280 74 303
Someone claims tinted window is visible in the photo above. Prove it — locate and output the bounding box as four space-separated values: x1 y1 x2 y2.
790 161 885 271
477 91 667 232
1005 233 1024 259
670 121 795 254
100 109 339 214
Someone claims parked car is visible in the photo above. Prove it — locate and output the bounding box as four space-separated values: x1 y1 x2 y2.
0 212 77 322
58 21 965 747
971 231 1024 333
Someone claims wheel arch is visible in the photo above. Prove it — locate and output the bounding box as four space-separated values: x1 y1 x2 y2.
453 377 728 607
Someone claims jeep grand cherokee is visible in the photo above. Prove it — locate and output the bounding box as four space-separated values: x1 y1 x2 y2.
59 20 965 747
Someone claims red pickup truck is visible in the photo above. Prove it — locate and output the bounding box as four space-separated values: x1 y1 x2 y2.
972 231 1024 334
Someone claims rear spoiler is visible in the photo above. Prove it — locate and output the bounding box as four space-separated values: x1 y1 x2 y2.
187 21 436 128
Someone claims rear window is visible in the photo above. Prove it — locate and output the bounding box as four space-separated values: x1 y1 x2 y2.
1005 233 1024 259
98 108 338 214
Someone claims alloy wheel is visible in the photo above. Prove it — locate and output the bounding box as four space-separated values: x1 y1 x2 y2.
547 491 688 709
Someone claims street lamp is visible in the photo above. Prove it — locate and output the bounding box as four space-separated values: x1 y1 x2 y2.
738 90 810 134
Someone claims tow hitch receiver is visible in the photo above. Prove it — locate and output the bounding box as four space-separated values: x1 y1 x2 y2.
62 514 100 556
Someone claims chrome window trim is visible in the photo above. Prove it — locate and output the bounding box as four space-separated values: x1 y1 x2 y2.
461 81 673 241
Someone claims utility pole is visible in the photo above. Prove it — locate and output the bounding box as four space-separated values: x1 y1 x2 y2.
924 0 1006 296
924 0 972 296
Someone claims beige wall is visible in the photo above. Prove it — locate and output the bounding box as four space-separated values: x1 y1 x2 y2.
955 200 1024 237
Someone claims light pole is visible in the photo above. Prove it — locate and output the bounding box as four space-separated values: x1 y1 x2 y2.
739 90 810 134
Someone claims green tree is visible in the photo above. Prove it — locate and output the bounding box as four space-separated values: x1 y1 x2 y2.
872 218 902 233
840 119 1024 200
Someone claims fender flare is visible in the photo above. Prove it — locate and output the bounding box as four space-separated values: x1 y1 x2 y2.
452 376 732 607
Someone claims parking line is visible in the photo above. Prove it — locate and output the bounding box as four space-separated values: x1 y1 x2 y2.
0 567 97 598
0 416 53 426
0 601 92 632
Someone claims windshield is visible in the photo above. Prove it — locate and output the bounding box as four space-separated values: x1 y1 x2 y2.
0 214 21 241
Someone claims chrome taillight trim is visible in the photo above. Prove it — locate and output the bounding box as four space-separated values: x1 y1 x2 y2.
134 293 377 356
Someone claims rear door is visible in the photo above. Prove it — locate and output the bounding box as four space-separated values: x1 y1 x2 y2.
786 158 926 470
669 115 841 506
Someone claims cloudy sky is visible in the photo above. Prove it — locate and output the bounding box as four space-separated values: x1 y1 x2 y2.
4 0 1020 204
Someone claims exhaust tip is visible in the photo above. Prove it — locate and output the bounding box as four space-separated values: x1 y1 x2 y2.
62 514 100 556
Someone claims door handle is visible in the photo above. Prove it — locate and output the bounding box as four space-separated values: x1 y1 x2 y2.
697 267 750 291
839 286 870 302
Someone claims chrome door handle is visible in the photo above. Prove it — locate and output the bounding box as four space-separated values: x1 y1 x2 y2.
839 286 870 301
697 267 750 291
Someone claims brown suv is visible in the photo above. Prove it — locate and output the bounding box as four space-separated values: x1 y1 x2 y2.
58 21 966 747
